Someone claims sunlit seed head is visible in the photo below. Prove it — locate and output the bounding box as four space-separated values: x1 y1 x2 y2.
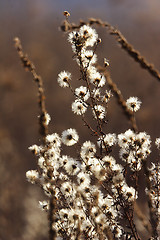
93 105 106 120
72 99 87 115
79 25 98 47
126 96 141 112
63 11 70 18
80 141 96 159
61 128 79 146
155 137 160 149
57 71 71 88
74 86 90 101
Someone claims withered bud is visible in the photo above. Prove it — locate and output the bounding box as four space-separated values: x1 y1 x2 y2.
97 38 102 43
104 58 110 67
63 11 70 18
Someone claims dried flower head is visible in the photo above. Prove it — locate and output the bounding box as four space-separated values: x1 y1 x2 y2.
89 71 106 87
44 112 51 125
104 58 110 67
102 90 112 103
97 133 117 148
80 141 96 159
57 71 71 88
92 89 101 101
72 99 88 115
74 86 90 101
64 158 80 175
155 137 160 149
45 133 61 148
79 25 98 47
39 200 49 211
126 96 141 112
93 105 106 120
77 172 91 187
63 11 70 18
118 130 151 171
26 170 39 184
28 144 42 155
80 50 97 68
61 128 79 146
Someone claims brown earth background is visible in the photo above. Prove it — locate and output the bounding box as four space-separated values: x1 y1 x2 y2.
0 0 160 239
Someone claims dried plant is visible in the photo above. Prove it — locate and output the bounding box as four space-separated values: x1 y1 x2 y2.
14 13 160 240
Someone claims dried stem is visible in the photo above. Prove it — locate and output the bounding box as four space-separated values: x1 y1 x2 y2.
97 65 138 132
49 195 57 240
61 18 160 82
14 37 56 240
134 202 152 235
143 161 159 239
124 208 141 240
14 37 48 144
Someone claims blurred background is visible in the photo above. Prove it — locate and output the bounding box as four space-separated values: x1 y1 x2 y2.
0 0 160 239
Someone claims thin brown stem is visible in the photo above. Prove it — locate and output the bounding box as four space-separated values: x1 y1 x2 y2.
134 202 152 235
124 208 141 240
14 37 56 240
143 161 159 239
82 115 99 136
97 66 138 132
14 37 48 144
49 195 57 240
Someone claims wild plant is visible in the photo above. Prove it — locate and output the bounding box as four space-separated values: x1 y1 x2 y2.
14 12 160 240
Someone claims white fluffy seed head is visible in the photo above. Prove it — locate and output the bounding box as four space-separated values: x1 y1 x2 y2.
28 144 42 155
57 71 71 88
77 172 91 187
26 170 39 184
74 86 90 101
72 99 87 115
64 158 80 175
39 200 49 211
79 25 98 47
97 133 117 148
93 105 106 120
80 141 96 159
45 133 61 148
155 138 160 149
61 128 79 146
126 96 141 112
80 50 97 68
89 71 106 88
44 112 51 125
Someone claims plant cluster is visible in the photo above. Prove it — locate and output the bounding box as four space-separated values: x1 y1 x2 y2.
15 14 160 240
